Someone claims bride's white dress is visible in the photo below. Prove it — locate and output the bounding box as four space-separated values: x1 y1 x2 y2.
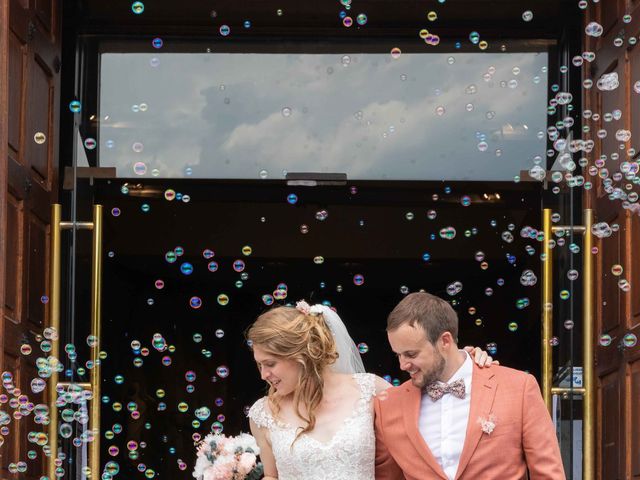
248 373 376 480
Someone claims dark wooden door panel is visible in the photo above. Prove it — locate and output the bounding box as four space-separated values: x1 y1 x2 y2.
600 372 623 478
631 45 640 327
600 0 620 37
4 192 24 323
8 31 25 155
631 45 640 144
34 0 54 34
600 212 622 333
26 55 53 184
621 213 640 373
9 0 29 37
591 1 638 478
598 61 623 198
26 214 48 328
0 352 21 476
631 360 640 478
1 0 60 477
631 214 640 322
22 358 46 480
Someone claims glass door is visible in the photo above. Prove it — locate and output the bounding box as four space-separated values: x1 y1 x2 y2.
47 22 588 480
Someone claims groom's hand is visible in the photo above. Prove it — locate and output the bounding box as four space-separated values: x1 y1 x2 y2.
464 346 499 367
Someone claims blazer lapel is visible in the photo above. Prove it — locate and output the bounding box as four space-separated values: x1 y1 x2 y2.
402 384 448 480
455 364 498 480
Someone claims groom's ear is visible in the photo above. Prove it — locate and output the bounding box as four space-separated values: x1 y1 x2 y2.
439 331 456 349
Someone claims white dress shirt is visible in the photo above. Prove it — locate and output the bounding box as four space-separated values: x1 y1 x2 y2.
418 350 473 480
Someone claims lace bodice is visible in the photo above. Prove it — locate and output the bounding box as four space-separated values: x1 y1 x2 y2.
248 373 377 480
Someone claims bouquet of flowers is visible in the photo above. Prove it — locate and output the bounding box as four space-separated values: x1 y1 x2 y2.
193 433 264 480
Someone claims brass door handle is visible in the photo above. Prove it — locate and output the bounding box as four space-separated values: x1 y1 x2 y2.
541 208 594 480
47 205 103 480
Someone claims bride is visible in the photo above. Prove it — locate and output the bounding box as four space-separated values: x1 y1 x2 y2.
247 301 492 480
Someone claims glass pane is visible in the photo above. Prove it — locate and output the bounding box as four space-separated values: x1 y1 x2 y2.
99 51 548 180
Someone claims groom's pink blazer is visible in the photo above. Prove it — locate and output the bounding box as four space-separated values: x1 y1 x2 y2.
374 364 566 479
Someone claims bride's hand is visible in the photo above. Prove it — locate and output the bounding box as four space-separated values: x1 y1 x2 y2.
463 346 499 367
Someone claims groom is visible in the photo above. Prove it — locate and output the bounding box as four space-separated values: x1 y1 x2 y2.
375 292 566 479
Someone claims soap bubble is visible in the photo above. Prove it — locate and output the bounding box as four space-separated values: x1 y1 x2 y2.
520 270 538 286
599 334 612 347
585 22 603 37
597 72 619 91
131 1 144 14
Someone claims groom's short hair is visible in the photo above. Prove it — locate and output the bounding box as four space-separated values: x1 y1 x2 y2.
386 292 458 345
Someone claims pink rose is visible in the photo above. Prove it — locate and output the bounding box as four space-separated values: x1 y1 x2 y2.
236 452 257 476
211 455 235 479
215 436 230 453
202 467 216 480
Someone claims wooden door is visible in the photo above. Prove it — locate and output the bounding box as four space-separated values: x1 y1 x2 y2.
0 0 61 477
585 0 640 478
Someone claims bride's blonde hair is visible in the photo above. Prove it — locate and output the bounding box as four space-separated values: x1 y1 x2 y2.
247 306 338 442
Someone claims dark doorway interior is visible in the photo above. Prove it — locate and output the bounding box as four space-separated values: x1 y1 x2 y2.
83 178 543 478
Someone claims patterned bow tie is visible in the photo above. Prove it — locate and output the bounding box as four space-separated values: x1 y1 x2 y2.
425 378 466 401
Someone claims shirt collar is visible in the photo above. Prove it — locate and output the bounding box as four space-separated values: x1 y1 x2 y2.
447 350 473 385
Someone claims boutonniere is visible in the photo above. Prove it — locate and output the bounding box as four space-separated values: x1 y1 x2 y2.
478 414 497 435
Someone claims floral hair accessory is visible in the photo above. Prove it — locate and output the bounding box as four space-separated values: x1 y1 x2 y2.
295 300 311 315
295 300 324 316
478 414 497 435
